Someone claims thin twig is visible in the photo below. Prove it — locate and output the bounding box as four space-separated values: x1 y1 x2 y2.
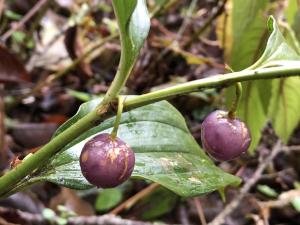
150 0 179 17
258 189 300 209
282 145 300 152
149 0 200 70
208 140 282 225
150 0 224 69
193 197 207 225
149 0 169 18
109 183 160 215
184 0 227 48
257 189 300 225
177 0 198 38
68 215 163 225
1 0 49 42
0 207 162 225
22 34 117 98
178 205 191 225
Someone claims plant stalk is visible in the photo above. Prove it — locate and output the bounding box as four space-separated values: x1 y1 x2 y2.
0 66 299 197
124 66 300 109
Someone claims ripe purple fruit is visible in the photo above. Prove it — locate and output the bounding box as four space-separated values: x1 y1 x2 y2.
80 133 135 188
201 110 251 161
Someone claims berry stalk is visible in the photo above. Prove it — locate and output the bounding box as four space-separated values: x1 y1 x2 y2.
228 82 242 119
111 96 125 139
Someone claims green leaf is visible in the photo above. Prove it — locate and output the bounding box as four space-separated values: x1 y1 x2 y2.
112 0 137 36
285 0 298 25
283 1 300 55
239 84 266 152
291 197 300 212
255 17 300 143
226 16 300 153
269 16 300 143
268 77 300 143
12 31 26 43
294 182 300 189
29 100 240 197
112 0 150 76
230 0 268 70
257 184 278 198
250 16 300 144
4 10 22 20
42 208 56 221
95 188 123 212
224 0 269 153
67 89 97 102
250 16 300 69
283 25 300 55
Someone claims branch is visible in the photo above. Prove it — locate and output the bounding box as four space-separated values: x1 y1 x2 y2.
193 197 207 225
110 183 160 215
184 0 227 48
0 207 162 225
258 189 300 209
22 34 117 98
68 215 161 225
124 66 300 109
1 0 49 42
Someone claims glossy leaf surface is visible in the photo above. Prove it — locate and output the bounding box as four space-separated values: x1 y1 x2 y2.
112 0 150 76
31 100 240 197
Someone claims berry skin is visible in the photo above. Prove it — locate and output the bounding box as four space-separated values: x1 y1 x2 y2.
80 133 135 188
201 110 251 161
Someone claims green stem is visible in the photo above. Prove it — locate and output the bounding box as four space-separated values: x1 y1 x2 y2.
124 66 300 109
228 82 242 119
0 66 300 197
111 96 125 139
99 2 137 106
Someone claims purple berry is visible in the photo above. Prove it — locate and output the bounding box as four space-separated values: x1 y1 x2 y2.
80 133 135 188
201 110 251 161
